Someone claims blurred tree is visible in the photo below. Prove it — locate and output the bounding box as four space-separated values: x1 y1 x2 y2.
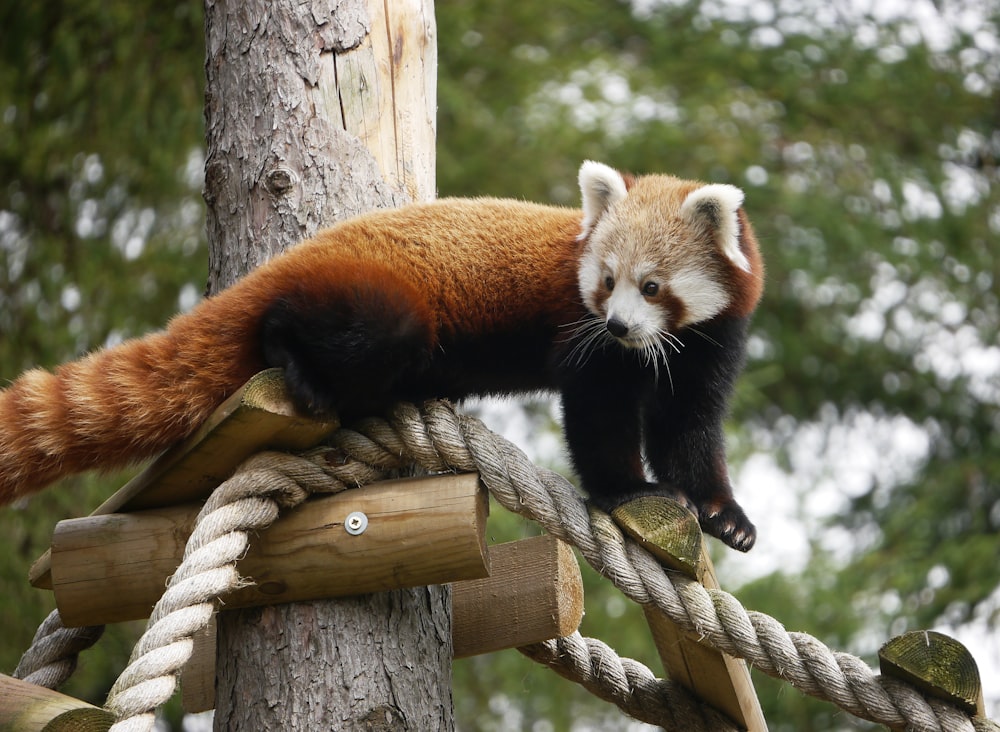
1 0 997 729
0 0 207 720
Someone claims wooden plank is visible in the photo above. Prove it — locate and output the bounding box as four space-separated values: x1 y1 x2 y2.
0 673 113 731
181 619 217 715
879 630 985 722
29 369 339 589
181 534 586 713
452 534 584 658
613 496 767 732
50 473 489 627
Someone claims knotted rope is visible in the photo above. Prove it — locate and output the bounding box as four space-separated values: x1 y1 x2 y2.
15 400 998 732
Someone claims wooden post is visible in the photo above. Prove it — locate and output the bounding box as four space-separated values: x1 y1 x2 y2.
29 369 338 590
48 474 490 627
451 535 584 659
202 0 442 729
0 673 113 732
178 534 586 714
613 496 767 731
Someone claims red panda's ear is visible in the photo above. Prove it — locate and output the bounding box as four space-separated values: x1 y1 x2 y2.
680 184 751 272
578 160 628 240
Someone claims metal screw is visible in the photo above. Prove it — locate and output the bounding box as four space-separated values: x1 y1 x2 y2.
345 511 368 536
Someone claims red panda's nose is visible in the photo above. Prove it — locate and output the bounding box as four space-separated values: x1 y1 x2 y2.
606 317 629 338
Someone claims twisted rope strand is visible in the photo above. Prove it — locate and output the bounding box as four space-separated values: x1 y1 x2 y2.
101 451 340 731
13 609 104 689
519 631 740 732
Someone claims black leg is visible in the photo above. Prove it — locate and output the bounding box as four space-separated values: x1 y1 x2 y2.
644 316 757 551
559 353 655 510
259 279 434 418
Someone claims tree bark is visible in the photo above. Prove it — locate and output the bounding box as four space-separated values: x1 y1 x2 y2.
201 0 448 728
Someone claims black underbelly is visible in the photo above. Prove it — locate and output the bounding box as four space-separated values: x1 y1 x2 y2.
394 326 560 403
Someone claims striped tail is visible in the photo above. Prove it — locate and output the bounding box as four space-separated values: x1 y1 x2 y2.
0 312 260 505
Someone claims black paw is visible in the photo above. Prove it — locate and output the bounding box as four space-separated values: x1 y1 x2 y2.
698 499 756 552
281 361 341 418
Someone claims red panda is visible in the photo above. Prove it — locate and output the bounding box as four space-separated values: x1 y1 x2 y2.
0 161 764 551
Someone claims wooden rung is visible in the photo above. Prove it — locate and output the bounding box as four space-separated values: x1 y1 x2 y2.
181 534 585 713
879 630 985 721
452 533 584 658
30 368 339 589
50 473 490 628
0 673 114 731
612 496 767 732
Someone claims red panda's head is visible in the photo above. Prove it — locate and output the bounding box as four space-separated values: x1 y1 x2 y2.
575 161 763 357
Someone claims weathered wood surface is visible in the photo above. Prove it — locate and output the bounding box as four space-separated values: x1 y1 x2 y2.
50 473 489 627
0 673 113 732
180 534 585 713
613 496 767 731
452 534 584 658
879 630 986 720
29 369 338 590
202 0 442 728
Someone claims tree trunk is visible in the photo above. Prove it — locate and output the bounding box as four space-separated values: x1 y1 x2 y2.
201 0 448 728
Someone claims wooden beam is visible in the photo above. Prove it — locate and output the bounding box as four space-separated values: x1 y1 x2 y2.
0 673 113 731
30 369 339 589
50 473 489 628
452 534 584 658
613 496 767 732
181 534 586 713
180 621 216 715
879 630 985 722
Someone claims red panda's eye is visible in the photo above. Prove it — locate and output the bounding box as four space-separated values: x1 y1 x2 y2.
642 281 659 296
604 276 615 291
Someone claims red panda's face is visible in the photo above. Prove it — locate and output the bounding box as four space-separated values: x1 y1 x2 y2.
572 161 760 372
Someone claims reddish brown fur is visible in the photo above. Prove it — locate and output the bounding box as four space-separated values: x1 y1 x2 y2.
0 199 583 504
0 179 762 509
727 208 765 317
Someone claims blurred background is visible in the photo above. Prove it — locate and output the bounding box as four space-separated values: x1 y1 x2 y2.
1 0 997 729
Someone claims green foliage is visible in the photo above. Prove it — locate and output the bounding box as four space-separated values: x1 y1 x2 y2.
0 0 206 718
439 1 999 727
2 0 998 729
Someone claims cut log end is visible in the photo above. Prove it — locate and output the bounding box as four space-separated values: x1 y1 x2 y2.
611 495 704 581
879 630 985 717
0 673 114 731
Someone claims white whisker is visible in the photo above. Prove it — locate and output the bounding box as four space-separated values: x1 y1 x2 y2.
560 316 611 368
651 335 673 394
687 326 723 349
665 331 685 352
561 315 687 398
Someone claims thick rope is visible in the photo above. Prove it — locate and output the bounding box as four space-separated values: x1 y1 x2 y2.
102 451 345 732
325 401 999 732
519 630 741 731
13 609 104 688
14 399 998 732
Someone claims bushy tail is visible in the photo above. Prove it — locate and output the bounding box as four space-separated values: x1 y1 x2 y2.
0 306 261 505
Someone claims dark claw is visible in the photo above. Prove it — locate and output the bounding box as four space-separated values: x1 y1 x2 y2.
699 501 756 552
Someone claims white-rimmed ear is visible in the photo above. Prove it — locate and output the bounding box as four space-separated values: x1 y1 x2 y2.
680 183 751 272
578 160 628 240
